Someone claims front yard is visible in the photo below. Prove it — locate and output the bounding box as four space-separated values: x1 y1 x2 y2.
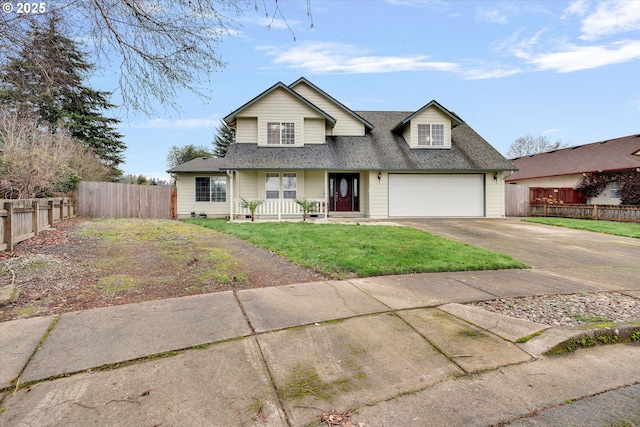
186 219 527 278
1 218 526 322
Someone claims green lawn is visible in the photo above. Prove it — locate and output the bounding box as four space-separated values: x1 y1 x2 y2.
523 217 640 239
185 219 527 279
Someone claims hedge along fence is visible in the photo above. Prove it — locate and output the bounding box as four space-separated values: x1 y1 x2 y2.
0 197 75 251
530 204 640 223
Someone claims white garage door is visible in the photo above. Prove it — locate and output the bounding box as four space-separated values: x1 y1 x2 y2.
389 174 484 217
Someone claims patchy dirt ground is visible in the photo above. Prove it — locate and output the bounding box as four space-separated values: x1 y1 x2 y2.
0 218 327 322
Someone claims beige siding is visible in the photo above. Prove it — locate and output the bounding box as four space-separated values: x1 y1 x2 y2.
367 171 389 218
237 170 325 199
485 172 505 217
175 173 229 218
303 170 326 198
237 170 259 198
235 117 257 143
404 107 452 148
291 82 366 136
590 183 621 205
304 118 326 145
237 87 326 146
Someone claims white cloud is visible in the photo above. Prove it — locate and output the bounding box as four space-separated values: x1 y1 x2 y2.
129 116 219 130
461 66 521 80
563 0 589 18
527 40 640 72
579 1 640 41
263 41 459 74
476 7 509 25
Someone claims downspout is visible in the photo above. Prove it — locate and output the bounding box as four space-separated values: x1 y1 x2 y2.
226 170 234 221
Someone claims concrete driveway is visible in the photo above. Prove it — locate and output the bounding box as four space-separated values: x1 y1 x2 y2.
397 218 640 296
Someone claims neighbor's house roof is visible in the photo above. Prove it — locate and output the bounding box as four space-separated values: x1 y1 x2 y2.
167 156 226 174
221 111 515 172
505 134 640 182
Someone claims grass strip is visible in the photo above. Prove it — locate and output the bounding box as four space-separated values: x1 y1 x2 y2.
186 219 527 279
523 217 640 239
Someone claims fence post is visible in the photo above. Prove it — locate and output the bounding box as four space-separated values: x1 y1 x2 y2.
48 200 54 228
593 204 599 221
543 203 547 217
4 202 14 251
32 200 40 237
59 198 64 223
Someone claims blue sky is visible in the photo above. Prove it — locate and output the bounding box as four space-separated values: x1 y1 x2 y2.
89 0 640 181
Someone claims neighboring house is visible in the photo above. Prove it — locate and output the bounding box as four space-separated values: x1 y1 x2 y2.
168 78 515 219
505 134 640 205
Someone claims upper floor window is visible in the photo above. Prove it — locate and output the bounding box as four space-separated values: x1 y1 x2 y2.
195 176 226 202
267 122 295 145
418 124 445 146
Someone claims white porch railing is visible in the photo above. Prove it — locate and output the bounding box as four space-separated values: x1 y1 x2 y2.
233 198 327 220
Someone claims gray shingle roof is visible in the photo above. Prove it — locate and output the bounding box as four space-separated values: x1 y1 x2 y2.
167 157 226 173
220 111 515 172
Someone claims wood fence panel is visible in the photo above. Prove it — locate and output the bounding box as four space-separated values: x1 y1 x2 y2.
530 204 640 223
505 184 530 217
1 197 74 251
75 182 176 219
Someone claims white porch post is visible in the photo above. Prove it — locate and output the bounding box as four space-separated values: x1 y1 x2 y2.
324 170 329 219
227 170 234 221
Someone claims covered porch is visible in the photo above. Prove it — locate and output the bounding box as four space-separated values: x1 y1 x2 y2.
228 170 373 221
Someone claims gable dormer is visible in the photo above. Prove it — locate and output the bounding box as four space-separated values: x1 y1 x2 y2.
223 82 336 146
392 100 463 149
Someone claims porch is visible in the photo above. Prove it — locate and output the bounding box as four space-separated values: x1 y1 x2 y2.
233 198 328 220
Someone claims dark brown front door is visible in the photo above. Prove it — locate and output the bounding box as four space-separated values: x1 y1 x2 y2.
329 173 359 212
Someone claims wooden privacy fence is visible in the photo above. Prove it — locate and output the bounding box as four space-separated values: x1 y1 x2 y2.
1 198 74 251
530 204 640 222
505 184 530 217
75 181 176 219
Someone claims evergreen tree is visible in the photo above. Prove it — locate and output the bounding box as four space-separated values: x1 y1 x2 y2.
0 15 125 180
212 120 235 157
166 144 213 170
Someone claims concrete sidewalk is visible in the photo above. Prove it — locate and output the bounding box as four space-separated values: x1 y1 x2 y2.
1 269 639 426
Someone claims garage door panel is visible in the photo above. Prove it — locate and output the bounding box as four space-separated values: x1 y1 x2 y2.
389 174 484 217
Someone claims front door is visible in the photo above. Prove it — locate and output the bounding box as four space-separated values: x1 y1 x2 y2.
329 173 359 212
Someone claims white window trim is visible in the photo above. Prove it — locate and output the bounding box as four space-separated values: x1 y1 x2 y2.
265 172 297 199
265 172 280 199
417 123 446 147
610 182 621 199
195 176 227 203
267 122 295 145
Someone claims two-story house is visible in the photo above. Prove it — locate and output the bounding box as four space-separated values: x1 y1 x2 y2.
168 78 515 219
